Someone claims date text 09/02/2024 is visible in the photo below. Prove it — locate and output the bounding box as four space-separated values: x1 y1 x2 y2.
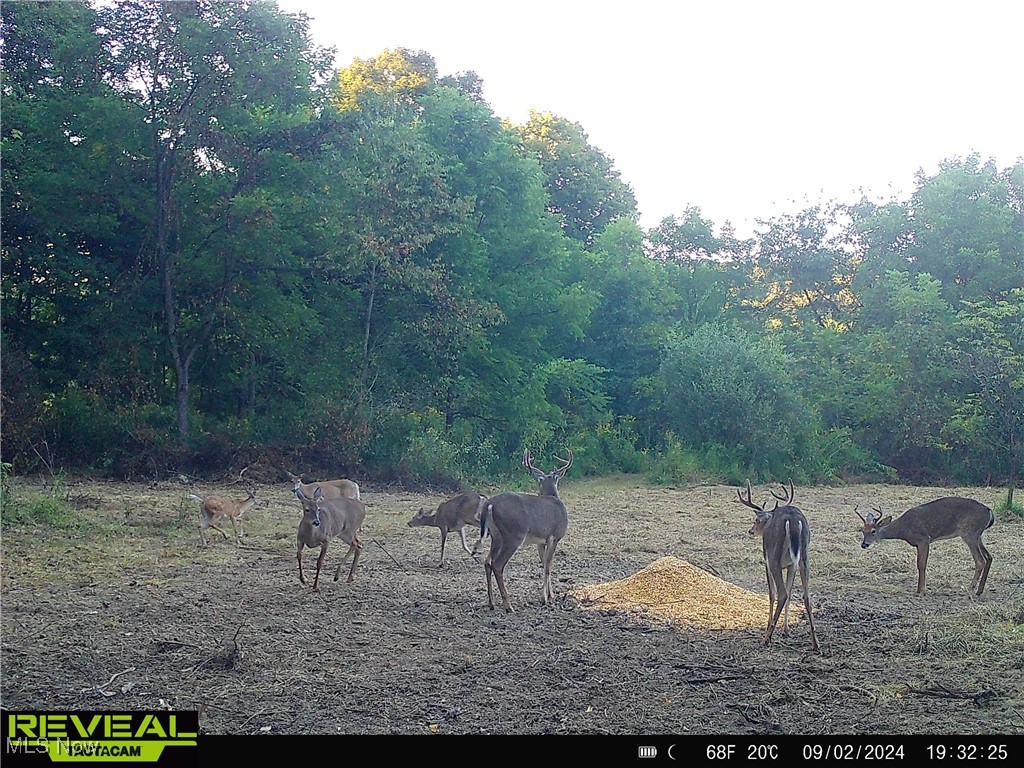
632 738 1013 762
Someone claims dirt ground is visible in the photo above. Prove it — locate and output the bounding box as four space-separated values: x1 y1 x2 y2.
1 475 1022 736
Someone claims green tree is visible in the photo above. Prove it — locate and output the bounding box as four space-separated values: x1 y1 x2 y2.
577 218 676 435
645 208 748 333
950 290 1024 502
655 322 810 478
846 271 963 480
851 156 1023 308
97 0 332 440
750 205 859 330
517 110 637 247
1 0 152 468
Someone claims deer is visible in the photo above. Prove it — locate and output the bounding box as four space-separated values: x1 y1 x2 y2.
286 470 360 501
407 492 488 567
479 449 572 612
295 485 367 591
189 467 261 546
856 496 994 596
737 480 820 652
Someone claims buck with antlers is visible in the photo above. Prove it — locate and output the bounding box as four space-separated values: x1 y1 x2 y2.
407 492 488 567
479 449 572 612
295 485 367 590
737 480 819 652
856 497 994 596
189 467 261 546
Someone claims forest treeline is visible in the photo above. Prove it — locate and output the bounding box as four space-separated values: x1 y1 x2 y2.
1 0 1022 493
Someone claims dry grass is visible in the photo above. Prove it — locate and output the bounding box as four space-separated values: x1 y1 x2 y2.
2 475 1023 735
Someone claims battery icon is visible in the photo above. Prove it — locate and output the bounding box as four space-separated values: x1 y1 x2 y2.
638 746 657 758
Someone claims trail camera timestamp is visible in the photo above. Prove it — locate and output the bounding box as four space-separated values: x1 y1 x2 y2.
926 744 1008 761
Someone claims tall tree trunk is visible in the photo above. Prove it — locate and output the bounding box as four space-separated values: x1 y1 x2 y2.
155 143 191 440
358 258 379 411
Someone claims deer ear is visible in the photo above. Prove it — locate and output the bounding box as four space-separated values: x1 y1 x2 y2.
879 515 893 525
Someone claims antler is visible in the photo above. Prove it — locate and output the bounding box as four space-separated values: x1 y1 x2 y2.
735 480 765 512
769 480 795 507
553 448 573 478
854 505 868 524
523 449 537 471
229 466 250 485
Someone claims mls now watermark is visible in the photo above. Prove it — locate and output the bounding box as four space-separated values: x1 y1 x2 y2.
2 711 198 766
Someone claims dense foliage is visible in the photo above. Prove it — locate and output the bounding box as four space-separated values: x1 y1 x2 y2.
2 1 1022 494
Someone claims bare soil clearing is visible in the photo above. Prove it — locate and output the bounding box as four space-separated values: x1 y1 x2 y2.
2 477 1022 735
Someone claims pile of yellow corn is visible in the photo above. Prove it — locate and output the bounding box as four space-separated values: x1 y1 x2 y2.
572 556 801 630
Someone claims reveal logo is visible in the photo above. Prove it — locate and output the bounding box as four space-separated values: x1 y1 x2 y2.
3 712 198 766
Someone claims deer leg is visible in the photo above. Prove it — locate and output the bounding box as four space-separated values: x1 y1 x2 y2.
491 537 522 613
297 542 306 585
345 538 363 583
915 542 930 594
438 529 449 568
483 531 500 610
484 555 497 610
332 538 362 581
230 516 242 545
458 526 474 556
541 537 559 604
762 561 775 636
966 537 993 596
485 550 515 612
765 564 789 646
208 522 230 541
493 561 513 612
799 558 819 651
313 543 328 591
782 564 798 635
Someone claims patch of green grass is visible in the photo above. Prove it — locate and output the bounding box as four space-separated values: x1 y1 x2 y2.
0 473 81 530
994 489 1024 520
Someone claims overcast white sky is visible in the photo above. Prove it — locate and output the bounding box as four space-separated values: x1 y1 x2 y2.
275 0 1023 237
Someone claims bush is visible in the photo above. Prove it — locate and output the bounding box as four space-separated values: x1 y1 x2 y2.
995 489 1024 519
646 434 719 485
654 323 810 475
1 472 79 529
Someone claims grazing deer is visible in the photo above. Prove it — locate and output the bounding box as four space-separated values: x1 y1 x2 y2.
407 492 488 567
479 449 572 612
295 486 367 591
856 497 994 596
286 470 360 501
737 481 819 652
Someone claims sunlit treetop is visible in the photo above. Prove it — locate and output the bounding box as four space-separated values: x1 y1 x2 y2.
334 47 437 112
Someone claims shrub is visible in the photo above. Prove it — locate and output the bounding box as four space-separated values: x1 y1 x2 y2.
1 472 79 529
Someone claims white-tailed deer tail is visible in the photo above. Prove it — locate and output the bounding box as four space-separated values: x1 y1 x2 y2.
737 480 819 652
